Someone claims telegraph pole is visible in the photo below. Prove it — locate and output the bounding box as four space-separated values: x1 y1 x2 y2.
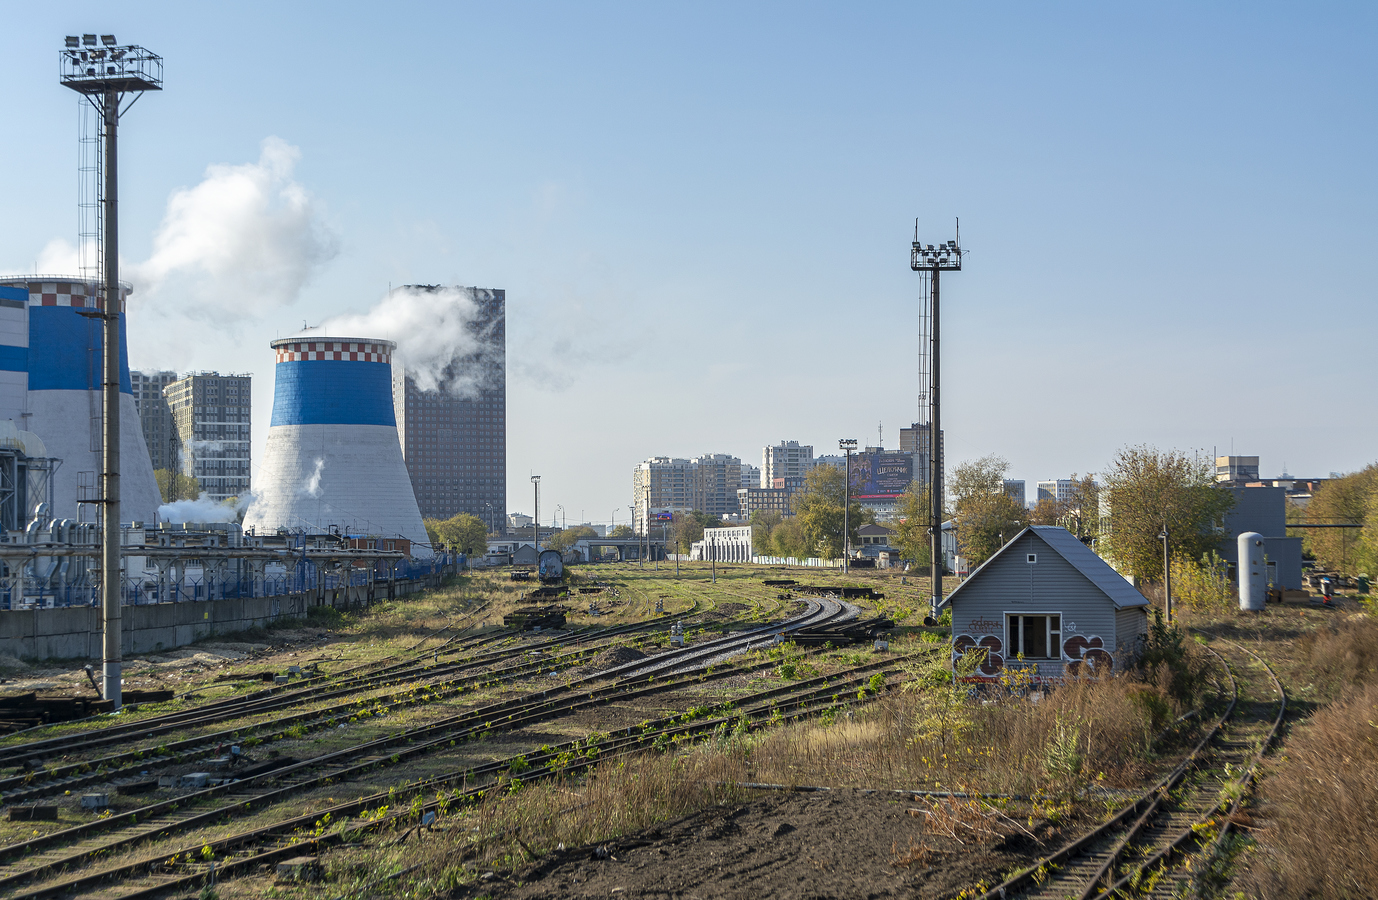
61 35 161 711
911 223 961 620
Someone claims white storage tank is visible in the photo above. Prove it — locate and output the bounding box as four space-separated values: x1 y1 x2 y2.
1238 531 1266 611
243 337 430 556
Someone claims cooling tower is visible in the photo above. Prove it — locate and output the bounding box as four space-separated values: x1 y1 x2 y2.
243 337 431 556
0 277 162 524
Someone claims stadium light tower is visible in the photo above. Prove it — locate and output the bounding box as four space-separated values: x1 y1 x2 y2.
60 34 162 711
910 221 962 620
839 439 858 574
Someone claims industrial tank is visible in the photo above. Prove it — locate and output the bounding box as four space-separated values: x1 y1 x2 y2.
0 277 162 524
243 337 430 556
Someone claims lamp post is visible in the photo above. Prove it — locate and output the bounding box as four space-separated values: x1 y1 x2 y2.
839 439 858 574
1159 526 1171 624
530 475 540 554
711 529 717 584
911 223 962 619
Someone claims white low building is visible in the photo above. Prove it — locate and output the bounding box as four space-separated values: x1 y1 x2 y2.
690 525 752 562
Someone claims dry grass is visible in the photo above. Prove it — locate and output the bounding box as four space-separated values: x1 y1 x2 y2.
1252 681 1378 899
1293 613 1378 701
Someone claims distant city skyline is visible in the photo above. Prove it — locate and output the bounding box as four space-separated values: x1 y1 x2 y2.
3 5 1374 524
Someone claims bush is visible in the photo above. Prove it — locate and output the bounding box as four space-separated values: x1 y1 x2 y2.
1137 608 1207 705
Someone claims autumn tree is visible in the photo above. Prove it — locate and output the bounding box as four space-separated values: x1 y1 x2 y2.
1029 475 1100 542
609 524 634 539
1100 446 1234 582
749 509 783 554
547 525 599 552
1299 464 1378 574
768 516 812 559
791 465 870 559
154 469 201 504
423 513 489 555
893 483 933 568
949 455 1030 568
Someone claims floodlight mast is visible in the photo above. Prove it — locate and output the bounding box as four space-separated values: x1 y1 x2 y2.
60 36 162 712
910 223 961 620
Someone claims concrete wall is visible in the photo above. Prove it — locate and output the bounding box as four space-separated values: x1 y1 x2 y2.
0 571 447 662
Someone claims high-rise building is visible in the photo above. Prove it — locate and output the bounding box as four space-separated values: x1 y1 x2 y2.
740 463 761 490
164 373 252 503
130 370 179 474
762 441 813 488
1037 479 1075 504
1003 479 1026 507
899 422 944 489
633 453 742 532
392 286 506 526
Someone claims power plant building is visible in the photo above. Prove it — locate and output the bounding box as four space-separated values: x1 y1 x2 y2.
164 373 252 504
244 337 430 555
0 276 161 524
393 286 506 527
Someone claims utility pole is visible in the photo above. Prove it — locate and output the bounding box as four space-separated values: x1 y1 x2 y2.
1160 526 1172 624
839 439 857 574
911 221 962 620
530 475 540 554
61 35 161 711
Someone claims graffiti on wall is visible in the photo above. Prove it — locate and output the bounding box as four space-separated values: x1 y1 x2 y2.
1062 634 1113 674
952 633 1004 676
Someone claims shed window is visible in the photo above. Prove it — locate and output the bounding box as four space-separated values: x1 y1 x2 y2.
1007 614 1061 660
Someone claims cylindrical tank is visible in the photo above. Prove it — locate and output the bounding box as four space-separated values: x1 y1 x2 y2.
0 276 162 525
243 337 431 556
1238 532 1266 611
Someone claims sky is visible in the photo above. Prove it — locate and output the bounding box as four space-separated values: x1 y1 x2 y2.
2 2 1375 529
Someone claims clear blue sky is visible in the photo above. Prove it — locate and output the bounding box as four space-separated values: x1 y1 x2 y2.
2 3 1374 527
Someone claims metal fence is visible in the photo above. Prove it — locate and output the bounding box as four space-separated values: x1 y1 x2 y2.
4 553 462 610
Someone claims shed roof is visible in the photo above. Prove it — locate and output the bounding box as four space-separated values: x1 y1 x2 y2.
940 525 1149 610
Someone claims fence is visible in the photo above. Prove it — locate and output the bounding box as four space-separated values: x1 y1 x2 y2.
4 553 463 610
751 555 845 568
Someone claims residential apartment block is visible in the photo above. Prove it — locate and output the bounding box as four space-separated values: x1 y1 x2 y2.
130 370 179 474
762 441 814 488
1037 479 1075 503
164 372 252 503
633 453 743 532
899 422 944 489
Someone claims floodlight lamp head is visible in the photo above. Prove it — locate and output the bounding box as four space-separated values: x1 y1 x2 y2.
839 438 858 451
101 35 116 46
83 34 96 46
65 36 80 48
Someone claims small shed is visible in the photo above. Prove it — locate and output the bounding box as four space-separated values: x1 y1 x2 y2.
939 526 1149 682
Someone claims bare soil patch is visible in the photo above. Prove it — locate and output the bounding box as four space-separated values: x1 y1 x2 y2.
460 790 1064 900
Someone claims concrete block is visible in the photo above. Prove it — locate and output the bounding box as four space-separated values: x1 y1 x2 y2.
79 793 109 809
179 772 210 788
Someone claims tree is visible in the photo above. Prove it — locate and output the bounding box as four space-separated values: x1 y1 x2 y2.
749 509 783 554
547 525 598 553
893 484 933 568
768 516 812 559
791 465 870 559
609 524 634 539
423 513 489 555
1300 464 1378 574
949 456 1030 569
154 469 200 504
1100 446 1234 582
1029 475 1100 542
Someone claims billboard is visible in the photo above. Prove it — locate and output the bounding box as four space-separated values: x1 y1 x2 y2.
849 451 913 496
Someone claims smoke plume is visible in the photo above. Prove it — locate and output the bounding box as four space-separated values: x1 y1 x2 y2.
300 458 325 498
315 285 502 397
128 137 338 322
159 492 253 524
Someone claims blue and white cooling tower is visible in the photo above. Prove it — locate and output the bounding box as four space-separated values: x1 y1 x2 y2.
243 337 430 556
0 277 162 524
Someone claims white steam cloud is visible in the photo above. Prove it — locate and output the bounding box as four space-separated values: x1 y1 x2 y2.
159 492 254 524
128 137 338 322
300 458 325 498
315 285 502 398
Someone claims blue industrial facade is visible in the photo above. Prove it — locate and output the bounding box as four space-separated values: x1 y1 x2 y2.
26 305 134 393
270 359 396 427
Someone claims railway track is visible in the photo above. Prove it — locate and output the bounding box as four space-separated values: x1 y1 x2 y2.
0 596 859 893
974 639 1286 900
0 642 925 898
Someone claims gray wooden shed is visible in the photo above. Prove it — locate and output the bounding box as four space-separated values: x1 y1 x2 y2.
939 526 1149 682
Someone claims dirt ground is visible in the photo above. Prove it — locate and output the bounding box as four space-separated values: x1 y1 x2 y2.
453 790 1066 900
